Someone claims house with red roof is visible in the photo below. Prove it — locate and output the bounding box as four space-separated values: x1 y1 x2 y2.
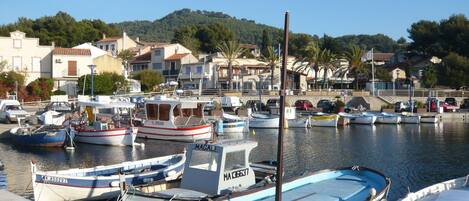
52 48 93 95
96 32 138 56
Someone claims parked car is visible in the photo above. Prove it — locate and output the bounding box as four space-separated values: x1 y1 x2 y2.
395 101 417 113
461 98 469 109
0 100 30 123
441 102 457 112
317 99 335 113
294 100 314 111
44 102 72 113
266 99 280 109
221 96 242 112
246 100 267 112
444 97 458 107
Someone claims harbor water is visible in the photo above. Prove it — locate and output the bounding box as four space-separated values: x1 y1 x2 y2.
1 122 469 200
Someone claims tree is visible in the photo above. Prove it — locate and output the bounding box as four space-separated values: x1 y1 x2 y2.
197 23 235 53
117 49 135 75
375 67 392 82
344 45 365 89
133 69 164 92
294 41 321 89
217 41 245 90
260 29 272 57
289 33 316 58
440 52 469 88
318 49 337 88
421 65 438 88
262 46 279 90
78 72 127 95
320 34 341 55
172 25 201 55
26 78 54 100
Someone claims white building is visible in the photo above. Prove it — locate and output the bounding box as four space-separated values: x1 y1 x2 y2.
96 32 138 56
0 30 54 84
52 48 92 95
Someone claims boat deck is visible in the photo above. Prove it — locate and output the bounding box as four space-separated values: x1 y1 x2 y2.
260 174 378 201
419 187 469 201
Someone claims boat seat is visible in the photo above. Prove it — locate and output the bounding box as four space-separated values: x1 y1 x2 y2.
174 117 189 126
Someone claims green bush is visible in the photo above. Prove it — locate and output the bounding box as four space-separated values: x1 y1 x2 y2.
133 70 164 92
78 72 127 95
52 90 66 95
26 78 54 100
0 71 25 87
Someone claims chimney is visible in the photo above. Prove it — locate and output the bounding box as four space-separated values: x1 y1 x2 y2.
102 33 106 39
136 37 140 42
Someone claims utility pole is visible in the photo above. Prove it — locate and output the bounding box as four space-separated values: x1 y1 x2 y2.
88 64 96 99
371 48 375 96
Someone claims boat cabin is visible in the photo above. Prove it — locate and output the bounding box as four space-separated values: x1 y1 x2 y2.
76 99 135 130
144 96 209 129
180 140 257 195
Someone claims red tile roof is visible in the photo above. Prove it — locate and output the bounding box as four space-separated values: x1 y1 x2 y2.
165 53 190 60
53 48 91 56
97 36 122 42
362 52 394 61
130 52 151 64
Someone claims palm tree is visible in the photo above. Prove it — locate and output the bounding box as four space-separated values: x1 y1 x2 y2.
294 41 321 89
262 46 280 90
344 45 365 90
318 49 337 89
217 41 245 90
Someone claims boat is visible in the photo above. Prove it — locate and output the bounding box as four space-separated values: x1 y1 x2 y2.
0 160 5 190
420 115 439 123
9 125 73 147
400 112 421 124
122 140 391 201
310 113 339 127
250 106 309 128
375 112 401 124
74 97 137 146
31 154 185 201
138 96 212 142
249 113 279 128
399 175 469 201
221 113 247 133
38 110 66 126
339 112 377 125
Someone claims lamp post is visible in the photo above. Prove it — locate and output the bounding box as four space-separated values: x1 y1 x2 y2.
88 64 96 99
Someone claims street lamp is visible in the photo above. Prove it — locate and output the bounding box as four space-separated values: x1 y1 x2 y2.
88 64 96 98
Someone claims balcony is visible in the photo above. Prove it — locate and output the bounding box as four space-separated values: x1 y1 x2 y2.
162 69 179 76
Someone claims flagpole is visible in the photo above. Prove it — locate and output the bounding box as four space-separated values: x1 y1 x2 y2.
371 48 375 96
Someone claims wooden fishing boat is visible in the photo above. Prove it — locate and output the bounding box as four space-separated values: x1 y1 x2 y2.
74 98 137 146
420 115 439 123
399 175 469 201
138 96 212 142
31 154 185 201
375 112 401 124
310 113 339 127
122 140 391 201
249 113 279 128
340 112 377 125
9 125 73 147
221 113 246 133
400 113 421 124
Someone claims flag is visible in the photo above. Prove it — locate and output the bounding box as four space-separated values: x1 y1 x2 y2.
362 50 373 62
189 72 192 81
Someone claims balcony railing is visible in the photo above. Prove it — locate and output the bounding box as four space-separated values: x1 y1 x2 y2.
162 69 179 76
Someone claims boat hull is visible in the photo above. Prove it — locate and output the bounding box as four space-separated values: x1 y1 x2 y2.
32 155 185 201
349 116 377 125
249 117 279 128
401 115 420 124
376 116 401 124
75 127 137 146
222 121 246 133
10 129 67 147
310 115 339 127
288 118 310 128
138 124 212 142
399 176 468 201
420 116 438 123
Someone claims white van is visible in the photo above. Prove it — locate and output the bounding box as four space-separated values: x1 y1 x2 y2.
0 100 30 123
221 96 243 112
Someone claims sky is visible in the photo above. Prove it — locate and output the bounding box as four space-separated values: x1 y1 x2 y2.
1 0 468 40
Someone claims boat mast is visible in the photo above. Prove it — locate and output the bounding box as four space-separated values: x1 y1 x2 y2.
275 11 289 201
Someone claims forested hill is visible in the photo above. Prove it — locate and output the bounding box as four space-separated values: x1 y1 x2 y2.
113 9 282 45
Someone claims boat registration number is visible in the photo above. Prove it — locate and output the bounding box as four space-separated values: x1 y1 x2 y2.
224 168 249 181
42 176 68 184
195 144 216 152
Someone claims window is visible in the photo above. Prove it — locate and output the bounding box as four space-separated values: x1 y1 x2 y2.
100 45 103 49
185 66 191 75
154 50 161 56
224 151 246 171
152 63 162 69
105 45 109 50
13 56 22 70
32 57 41 72
158 104 171 121
111 44 115 51
192 103 203 117
189 150 219 172
146 104 158 120
196 66 203 74
68 60 77 76
13 39 21 48
170 62 176 71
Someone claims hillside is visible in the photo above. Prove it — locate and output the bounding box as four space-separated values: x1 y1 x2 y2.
113 9 283 45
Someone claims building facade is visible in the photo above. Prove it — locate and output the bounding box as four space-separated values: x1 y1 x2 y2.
52 48 92 95
0 31 54 84
96 32 138 56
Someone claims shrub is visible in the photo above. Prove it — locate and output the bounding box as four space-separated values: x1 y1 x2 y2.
133 70 165 92
26 78 54 100
78 72 127 95
52 90 66 95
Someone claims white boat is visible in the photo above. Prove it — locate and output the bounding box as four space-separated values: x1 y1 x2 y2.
31 154 185 201
138 96 212 142
399 175 469 201
249 113 279 128
375 112 401 124
288 118 310 128
401 115 421 124
339 112 377 125
310 113 339 127
222 113 246 133
421 115 439 123
74 98 137 146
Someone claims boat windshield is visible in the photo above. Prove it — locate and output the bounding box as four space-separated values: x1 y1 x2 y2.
224 150 246 171
189 150 219 172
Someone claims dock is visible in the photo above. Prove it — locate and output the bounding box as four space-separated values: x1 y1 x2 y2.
0 190 29 201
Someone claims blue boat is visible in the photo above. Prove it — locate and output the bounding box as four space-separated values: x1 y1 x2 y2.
9 125 71 147
0 160 5 190
123 140 391 201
